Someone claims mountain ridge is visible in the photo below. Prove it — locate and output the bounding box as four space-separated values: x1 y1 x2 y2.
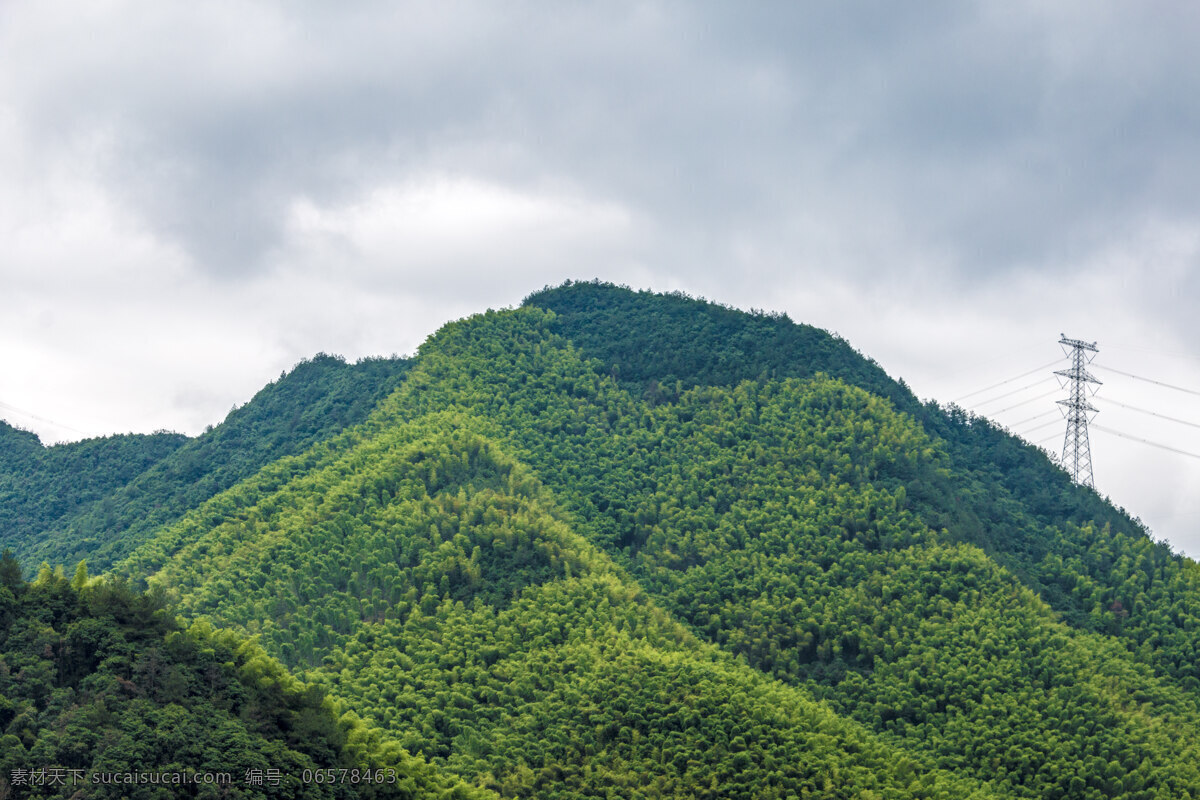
3 353 411 574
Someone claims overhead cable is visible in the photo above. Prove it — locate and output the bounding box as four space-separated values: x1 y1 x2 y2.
1007 408 1060 429
986 387 1062 416
953 358 1066 403
1105 344 1200 364
1094 366 1200 398
1102 398 1200 431
0 399 92 437
1014 418 1063 437
969 377 1057 410
1092 423 1200 461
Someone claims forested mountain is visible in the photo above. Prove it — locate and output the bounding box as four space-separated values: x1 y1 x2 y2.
3 282 1199 799
525 283 1200 686
4 353 410 573
524 281 1143 542
112 417 995 798
0 422 187 562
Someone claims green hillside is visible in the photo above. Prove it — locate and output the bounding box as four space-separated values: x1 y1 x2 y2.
117 415 996 799
102 296 1200 799
0 423 187 560
3 282 1199 798
523 280 1146 547
5 353 410 573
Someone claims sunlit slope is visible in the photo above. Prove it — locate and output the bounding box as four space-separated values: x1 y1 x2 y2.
124 305 1200 799
5 354 409 573
120 419 995 799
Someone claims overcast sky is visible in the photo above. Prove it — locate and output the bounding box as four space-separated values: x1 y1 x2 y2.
2 1 1198 557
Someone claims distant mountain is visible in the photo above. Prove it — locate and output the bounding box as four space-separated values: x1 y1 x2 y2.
4 353 410 573
0 422 187 563
3 282 1199 798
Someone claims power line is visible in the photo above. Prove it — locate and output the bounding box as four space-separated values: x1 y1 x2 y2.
1093 423 1200 461
1103 397 1200 431
1015 417 1063 437
925 342 1057 386
986 387 1061 417
953 358 1066 403
0 399 92 437
1105 343 1200 364
969 377 1057 410
1093 365 1200 398
1008 408 1060 429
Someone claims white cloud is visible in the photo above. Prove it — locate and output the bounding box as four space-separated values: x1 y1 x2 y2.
281 174 638 292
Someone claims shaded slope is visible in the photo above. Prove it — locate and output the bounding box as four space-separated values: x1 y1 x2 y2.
522 280 904 406
6 353 410 573
0 422 187 566
0 557 485 800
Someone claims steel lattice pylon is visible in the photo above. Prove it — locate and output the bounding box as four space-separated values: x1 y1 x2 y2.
1055 335 1101 488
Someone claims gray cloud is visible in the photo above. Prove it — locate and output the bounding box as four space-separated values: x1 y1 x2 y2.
10 2 1199 284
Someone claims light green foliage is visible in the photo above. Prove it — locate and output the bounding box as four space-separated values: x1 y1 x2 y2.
529 281 1200 692
118 415 997 799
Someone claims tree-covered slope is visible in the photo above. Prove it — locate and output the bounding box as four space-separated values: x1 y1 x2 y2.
5 353 410 573
0 553 484 800
379 305 1200 798
523 279 1140 538
524 281 1200 688
117 415 997 799
0 422 187 563
115 303 1200 799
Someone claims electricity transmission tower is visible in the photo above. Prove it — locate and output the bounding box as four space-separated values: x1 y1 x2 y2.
1055 335 1101 488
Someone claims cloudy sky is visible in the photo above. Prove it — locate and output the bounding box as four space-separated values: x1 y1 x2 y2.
2 1 1198 556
